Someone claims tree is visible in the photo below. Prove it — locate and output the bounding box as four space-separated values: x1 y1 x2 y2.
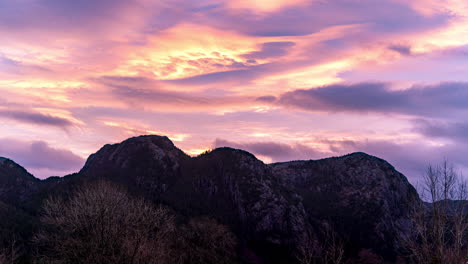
170 216 238 264
296 222 345 264
33 181 174 264
0 240 19 264
406 160 468 264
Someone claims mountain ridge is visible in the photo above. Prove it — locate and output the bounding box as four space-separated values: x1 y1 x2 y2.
0 135 421 263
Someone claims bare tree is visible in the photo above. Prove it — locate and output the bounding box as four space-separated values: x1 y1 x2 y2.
406 160 468 264
0 240 20 264
296 223 345 264
33 181 175 264
171 216 238 264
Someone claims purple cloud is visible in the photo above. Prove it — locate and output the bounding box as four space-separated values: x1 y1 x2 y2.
388 45 412 55
0 55 51 75
243 42 295 60
214 138 325 162
0 139 85 178
414 120 468 142
277 82 468 117
195 0 450 37
0 109 74 128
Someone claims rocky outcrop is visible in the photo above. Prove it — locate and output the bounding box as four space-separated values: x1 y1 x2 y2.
79 135 190 197
173 148 313 262
271 152 420 257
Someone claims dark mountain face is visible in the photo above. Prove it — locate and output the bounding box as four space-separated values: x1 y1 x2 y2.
78 135 190 198
0 157 40 205
0 136 422 263
170 148 314 262
271 153 420 258
77 137 313 262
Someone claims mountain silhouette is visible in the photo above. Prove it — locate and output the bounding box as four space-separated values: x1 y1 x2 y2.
0 135 422 263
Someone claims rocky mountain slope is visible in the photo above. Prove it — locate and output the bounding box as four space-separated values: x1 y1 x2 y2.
0 158 41 205
0 135 422 263
271 153 420 257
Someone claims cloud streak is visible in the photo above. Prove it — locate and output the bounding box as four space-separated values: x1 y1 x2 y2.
275 82 468 117
0 109 74 128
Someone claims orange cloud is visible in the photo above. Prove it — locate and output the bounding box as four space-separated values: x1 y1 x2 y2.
110 23 262 81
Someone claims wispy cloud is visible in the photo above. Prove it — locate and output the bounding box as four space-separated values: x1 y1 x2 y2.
0 109 74 128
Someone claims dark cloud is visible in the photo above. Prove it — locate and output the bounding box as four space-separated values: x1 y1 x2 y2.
388 44 412 55
414 119 468 142
214 138 324 162
243 42 295 60
0 139 85 178
256 96 277 102
277 82 468 117
0 109 74 128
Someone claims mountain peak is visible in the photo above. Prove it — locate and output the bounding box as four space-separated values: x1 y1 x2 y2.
81 135 186 171
121 135 176 149
0 156 40 205
78 135 189 195
0 157 27 172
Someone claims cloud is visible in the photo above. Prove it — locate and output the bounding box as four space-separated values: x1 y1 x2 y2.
243 41 295 60
196 0 450 37
256 96 277 102
0 55 52 76
214 138 325 162
92 75 258 111
0 0 140 34
0 109 74 128
0 139 85 178
276 82 468 117
226 0 308 13
414 119 468 142
388 44 412 55
165 68 259 86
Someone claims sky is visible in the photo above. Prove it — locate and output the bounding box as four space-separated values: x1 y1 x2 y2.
0 0 468 183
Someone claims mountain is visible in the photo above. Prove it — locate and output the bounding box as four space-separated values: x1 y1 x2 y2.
0 135 422 263
271 153 419 257
0 157 40 206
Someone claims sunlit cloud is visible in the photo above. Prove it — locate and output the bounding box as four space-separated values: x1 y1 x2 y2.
226 0 309 13
110 23 261 80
